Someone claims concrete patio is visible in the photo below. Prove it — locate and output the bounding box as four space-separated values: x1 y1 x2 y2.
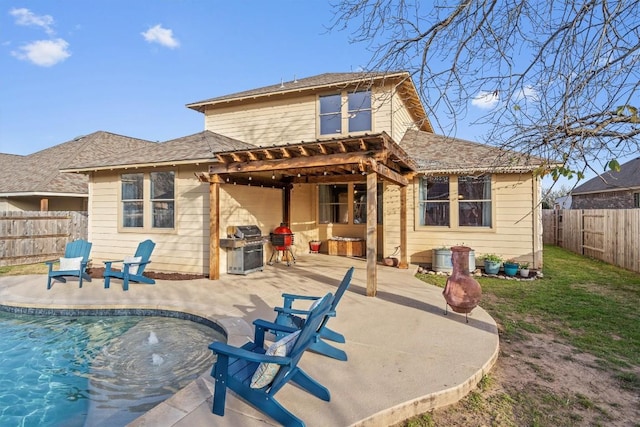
0 254 499 427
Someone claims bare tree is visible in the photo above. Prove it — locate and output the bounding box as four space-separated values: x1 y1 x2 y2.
330 0 640 180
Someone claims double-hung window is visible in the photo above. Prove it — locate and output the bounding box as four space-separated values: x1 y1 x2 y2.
121 171 175 230
319 90 372 136
419 174 493 228
151 171 175 228
458 175 492 227
122 173 144 228
419 176 450 226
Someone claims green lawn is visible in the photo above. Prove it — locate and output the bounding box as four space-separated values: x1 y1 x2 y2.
418 244 640 372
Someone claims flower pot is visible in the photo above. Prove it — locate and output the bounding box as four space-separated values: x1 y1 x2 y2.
520 268 530 278
484 260 501 275
309 241 321 253
503 262 519 277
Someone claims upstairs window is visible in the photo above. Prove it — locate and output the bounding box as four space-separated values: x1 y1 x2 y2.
319 94 342 135
319 90 372 136
347 91 372 132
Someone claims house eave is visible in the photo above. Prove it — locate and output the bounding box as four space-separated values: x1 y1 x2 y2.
572 185 640 196
0 192 88 198
418 166 539 175
61 158 220 173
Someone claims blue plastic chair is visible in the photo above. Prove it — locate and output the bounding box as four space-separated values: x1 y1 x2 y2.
103 239 156 291
208 292 334 427
45 239 92 289
273 266 354 361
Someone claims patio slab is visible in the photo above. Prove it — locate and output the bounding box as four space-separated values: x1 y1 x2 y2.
0 254 499 427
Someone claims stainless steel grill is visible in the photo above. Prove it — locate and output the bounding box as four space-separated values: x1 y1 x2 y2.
220 225 267 275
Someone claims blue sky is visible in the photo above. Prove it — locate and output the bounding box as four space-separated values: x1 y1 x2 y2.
1 1 383 153
1 1 616 190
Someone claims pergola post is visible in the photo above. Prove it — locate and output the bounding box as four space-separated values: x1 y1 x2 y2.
366 171 377 296
398 185 409 269
209 175 221 280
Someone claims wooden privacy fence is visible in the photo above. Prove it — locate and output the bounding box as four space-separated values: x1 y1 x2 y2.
542 209 640 274
0 211 88 267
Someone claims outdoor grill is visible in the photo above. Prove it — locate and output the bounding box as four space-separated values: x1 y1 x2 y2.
221 225 267 275
268 223 296 266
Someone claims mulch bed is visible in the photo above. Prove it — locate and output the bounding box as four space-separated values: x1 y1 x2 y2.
87 267 206 281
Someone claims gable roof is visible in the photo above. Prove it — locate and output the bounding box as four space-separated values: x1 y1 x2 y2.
186 71 433 133
400 130 545 174
63 130 257 172
0 131 154 196
572 157 640 195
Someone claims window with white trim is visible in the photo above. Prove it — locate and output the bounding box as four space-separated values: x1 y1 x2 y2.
121 171 175 229
458 175 492 227
122 173 144 228
319 90 372 136
419 176 450 226
319 183 383 224
418 174 493 228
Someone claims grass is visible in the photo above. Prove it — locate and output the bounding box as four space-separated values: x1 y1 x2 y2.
0 262 49 276
408 244 640 426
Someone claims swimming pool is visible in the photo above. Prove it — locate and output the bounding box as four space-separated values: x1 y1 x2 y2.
0 310 224 426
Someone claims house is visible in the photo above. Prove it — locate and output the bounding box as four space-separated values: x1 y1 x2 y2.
554 195 572 210
0 132 154 211
571 157 640 209
62 72 545 292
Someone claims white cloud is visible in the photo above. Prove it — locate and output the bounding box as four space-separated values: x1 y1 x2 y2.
471 90 500 110
12 39 71 67
9 8 55 35
141 24 180 49
515 85 539 102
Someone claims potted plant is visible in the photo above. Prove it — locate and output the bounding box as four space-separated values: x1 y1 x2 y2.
519 262 530 278
482 254 502 275
503 259 519 277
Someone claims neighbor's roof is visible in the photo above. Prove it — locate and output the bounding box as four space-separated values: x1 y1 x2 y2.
572 157 640 195
186 71 433 133
400 129 545 174
63 130 257 172
0 131 155 196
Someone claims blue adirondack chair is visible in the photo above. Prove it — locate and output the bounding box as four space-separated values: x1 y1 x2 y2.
45 239 93 289
272 266 354 361
103 239 156 291
208 292 334 427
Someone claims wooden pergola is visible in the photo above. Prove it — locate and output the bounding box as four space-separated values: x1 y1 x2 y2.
197 132 417 296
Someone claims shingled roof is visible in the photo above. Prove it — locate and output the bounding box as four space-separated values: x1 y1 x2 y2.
572 157 640 194
63 130 257 172
186 71 433 133
0 131 154 195
400 130 544 174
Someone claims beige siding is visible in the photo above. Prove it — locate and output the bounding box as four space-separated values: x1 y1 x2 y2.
203 83 409 145
205 96 317 145
391 90 418 142
88 166 210 275
388 173 539 269
218 185 283 273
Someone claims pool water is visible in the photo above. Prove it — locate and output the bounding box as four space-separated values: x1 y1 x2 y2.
0 311 223 426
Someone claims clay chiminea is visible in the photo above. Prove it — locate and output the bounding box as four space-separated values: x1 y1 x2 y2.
442 246 482 322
